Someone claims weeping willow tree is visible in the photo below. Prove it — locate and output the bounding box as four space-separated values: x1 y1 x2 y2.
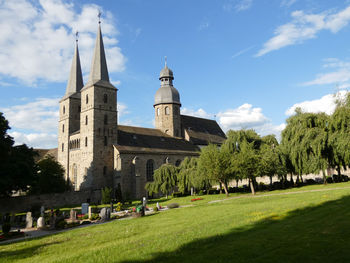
329 93 350 176
281 109 330 183
198 144 232 196
145 164 177 198
177 157 210 194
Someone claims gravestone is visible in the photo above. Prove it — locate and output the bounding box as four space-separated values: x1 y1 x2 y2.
142 197 147 207
26 212 33 229
37 217 45 229
106 208 111 220
99 207 111 221
70 209 76 221
81 203 89 215
156 202 160 210
88 206 92 219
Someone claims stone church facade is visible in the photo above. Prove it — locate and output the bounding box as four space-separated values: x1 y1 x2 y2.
57 23 226 199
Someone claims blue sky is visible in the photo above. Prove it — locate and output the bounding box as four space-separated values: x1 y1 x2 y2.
1 0 350 148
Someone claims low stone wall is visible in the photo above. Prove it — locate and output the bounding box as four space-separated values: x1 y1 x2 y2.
0 189 102 214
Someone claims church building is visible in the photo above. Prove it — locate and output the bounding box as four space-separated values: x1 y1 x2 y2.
57 22 226 199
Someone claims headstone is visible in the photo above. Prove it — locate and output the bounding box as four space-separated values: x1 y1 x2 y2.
142 197 147 207
26 212 33 229
70 209 76 221
156 202 160 210
99 207 107 221
40 206 45 217
88 206 92 219
37 217 45 229
81 203 89 214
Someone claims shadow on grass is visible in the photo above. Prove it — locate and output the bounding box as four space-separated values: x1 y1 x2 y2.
0 240 63 261
123 195 350 263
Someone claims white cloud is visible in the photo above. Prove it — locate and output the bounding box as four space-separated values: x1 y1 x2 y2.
303 58 350 87
1 98 59 133
232 45 255 59
199 21 210 31
257 6 350 56
9 131 57 149
0 0 126 84
223 0 252 12
181 108 212 119
285 91 347 116
281 0 298 8
117 102 129 118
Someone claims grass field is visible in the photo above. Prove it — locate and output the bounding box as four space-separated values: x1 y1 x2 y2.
2 182 350 262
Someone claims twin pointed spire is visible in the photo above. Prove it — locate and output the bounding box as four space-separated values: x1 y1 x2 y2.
65 32 83 97
65 13 111 98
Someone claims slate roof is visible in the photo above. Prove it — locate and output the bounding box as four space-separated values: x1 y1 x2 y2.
34 148 58 162
115 125 199 155
181 115 226 145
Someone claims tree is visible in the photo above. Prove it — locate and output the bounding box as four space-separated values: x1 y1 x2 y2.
145 164 177 198
197 144 232 196
29 155 68 194
0 112 38 197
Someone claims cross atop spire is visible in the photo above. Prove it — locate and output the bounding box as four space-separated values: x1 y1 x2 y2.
75 31 79 43
98 10 102 24
87 21 110 84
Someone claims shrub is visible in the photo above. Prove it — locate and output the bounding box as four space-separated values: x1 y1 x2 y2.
198 190 204 195
101 187 112 204
55 220 67 229
2 223 11 234
90 213 100 220
167 203 179 209
326 176 333 184
306 179 316 185
82 214 89 220
153 206 158 212
116 202 122 212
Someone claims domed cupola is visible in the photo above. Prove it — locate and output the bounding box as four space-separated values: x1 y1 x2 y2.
154 58 181 107
154 58 182 137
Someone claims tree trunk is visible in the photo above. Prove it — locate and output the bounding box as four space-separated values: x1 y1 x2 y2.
296 174 300 184
300 175 303 183
289 174 294 184
249 178 255 195
236 179 239 188
220 180 229 197
337 166 341 176
219 182 222 194
224 179 229 194
322 170 327 185
269 175 273 186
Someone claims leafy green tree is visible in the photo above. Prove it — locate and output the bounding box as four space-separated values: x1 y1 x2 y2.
101 187 112 204
198 144 232 196
145 164 177 198
0 112 37 197
30 155 68 194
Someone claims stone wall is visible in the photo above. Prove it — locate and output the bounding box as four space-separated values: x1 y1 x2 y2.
0 189 102 214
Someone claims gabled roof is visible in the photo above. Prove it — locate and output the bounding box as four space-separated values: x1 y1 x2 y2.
115 125 199 154
181 115 226 145
34 148 58 162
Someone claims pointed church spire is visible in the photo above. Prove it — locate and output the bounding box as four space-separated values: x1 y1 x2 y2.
88 16 110 84
65 32 84 96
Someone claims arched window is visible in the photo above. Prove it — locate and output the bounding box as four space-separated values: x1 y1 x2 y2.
86 94 89 104
104 114 108 125
146 159 154 182
175 159 182 167
104 136 107 146
103 94 108 103
157 108 160 116
165 106 170 115
103 166 107 175
85 137 88 147
62 124 64 133
85 115 88 125
63 106 65 114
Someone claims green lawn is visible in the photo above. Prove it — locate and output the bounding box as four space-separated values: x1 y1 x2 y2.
2 182 350 262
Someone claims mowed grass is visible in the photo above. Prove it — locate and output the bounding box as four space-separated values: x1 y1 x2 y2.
2 182 350 262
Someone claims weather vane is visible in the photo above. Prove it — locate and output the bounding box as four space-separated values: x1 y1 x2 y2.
98 10 102 24
75 31 79 43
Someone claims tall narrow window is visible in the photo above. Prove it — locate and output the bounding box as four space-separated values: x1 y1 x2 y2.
85 115 88 125
104 114 108 125
104 136 107 146
63 106 65 114
73 164 78 191
103 94 108 103
103 166 107 175
86 94 89 104
62 124 64 133
165 106 170 115
85 137 88 147
62 143 64 152
146 159 154 181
